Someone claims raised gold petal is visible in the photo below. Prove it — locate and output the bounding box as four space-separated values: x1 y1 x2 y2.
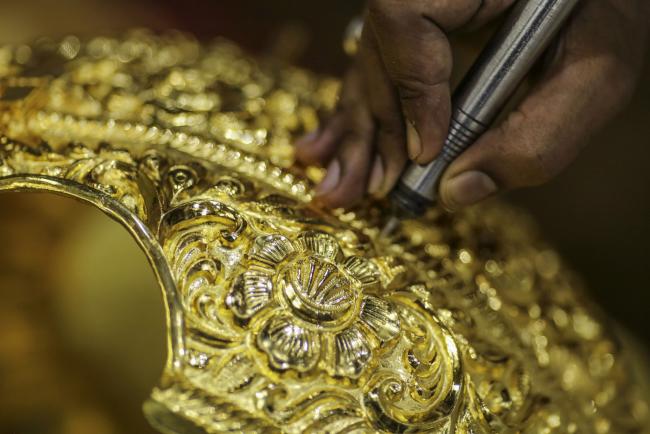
293 257 351 305
294 230 342 261
258 316 321 372
250 234 294 269
343 256 380 286
359 296 401 343
283 256 355 323
226 270 273 319
333 325 372 378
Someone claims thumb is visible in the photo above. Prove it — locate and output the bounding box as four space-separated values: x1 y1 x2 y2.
439 0 641 210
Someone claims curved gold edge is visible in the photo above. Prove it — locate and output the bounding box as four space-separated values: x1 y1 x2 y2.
0 174 185 375
147 379 279 434
143 399 208 434
24 111 315 203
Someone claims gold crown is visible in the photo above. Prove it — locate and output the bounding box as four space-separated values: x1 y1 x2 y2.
0 31 648 433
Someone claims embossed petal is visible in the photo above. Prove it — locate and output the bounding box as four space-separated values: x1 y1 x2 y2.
258 316 320 372
283 256 354 322
343 256 380 286
226 271 273 319
294 231 341 261
250 234 294 268
333 326 371 378
359 296 401 343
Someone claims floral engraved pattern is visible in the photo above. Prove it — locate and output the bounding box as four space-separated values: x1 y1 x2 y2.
226 231 400 378
1 33 648 434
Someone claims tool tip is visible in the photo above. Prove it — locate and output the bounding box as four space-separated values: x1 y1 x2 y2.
380 216 400 239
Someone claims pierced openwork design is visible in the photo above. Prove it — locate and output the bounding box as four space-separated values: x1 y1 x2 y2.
0 31 648 434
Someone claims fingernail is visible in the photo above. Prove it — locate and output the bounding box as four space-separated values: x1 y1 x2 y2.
443 171 497 210
367 156 384 195
296 129 320 148
316 159 341 196
405 120 422 160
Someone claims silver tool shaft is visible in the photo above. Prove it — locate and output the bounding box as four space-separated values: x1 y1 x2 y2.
388 0 579 219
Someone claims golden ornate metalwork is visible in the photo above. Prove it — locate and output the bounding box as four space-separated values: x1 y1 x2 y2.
0 31 648 433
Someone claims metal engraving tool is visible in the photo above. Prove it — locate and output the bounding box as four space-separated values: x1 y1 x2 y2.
382 0 579 236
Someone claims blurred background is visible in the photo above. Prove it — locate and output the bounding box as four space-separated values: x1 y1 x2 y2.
0 1 648 433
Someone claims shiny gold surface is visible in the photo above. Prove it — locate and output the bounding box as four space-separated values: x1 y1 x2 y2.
0 31 648 433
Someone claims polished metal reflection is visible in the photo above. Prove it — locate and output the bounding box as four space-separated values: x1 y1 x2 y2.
0 31 648 434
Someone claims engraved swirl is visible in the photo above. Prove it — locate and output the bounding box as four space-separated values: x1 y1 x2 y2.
0 32 647 434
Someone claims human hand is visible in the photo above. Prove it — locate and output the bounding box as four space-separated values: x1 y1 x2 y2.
296 0 649 209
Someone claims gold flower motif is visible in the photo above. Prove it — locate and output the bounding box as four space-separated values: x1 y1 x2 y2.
226 231 401 378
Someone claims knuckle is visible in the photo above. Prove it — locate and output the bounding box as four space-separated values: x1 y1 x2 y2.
345 128 372 144
377 127 406 152
377 121 403 139
341 114 375 145
392 74 442 101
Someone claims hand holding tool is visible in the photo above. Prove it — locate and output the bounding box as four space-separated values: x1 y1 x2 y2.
383 0 579 235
